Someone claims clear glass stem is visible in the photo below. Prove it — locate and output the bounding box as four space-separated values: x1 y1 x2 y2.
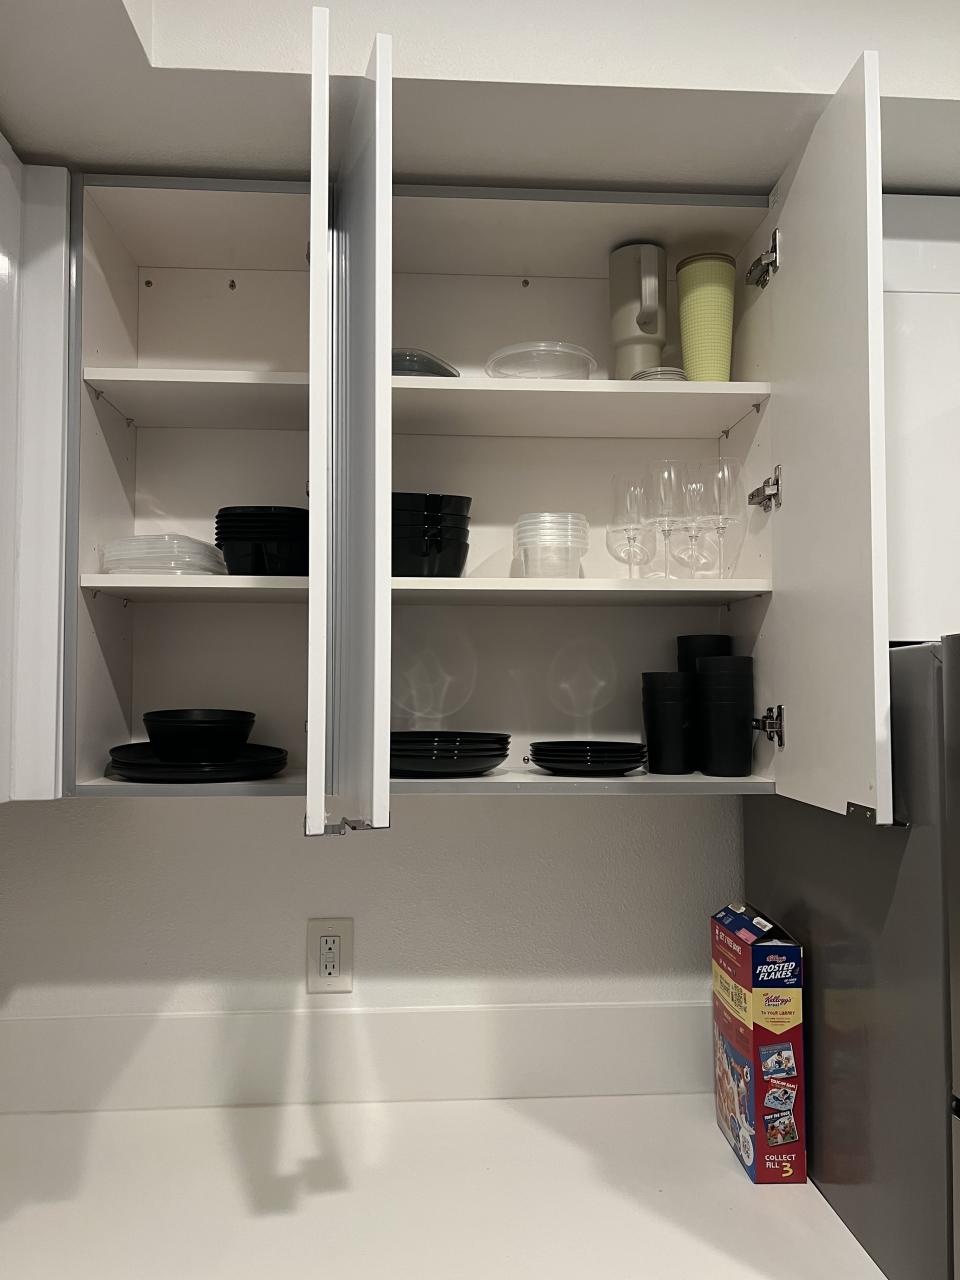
663 529 671 579
687 532 700 579
717 526 726 579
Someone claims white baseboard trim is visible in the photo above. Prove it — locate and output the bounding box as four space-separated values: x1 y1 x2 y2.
0 1001 713 1114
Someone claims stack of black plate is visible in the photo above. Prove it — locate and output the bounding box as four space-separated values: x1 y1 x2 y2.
393 493 471 577
529 740 648 777
215 506 308 575
107 708 288 784
390 730 509 778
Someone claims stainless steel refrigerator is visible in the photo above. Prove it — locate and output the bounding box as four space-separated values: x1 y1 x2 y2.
744 638 957 1280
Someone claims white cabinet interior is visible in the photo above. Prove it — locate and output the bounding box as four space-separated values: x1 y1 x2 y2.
385 54 890 823
73 181 310 795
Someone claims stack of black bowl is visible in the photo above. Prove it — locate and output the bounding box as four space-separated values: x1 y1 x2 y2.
641 672 698 774
696 655 755 776
390 730 508 778
215 506 308 576
393 493 471 577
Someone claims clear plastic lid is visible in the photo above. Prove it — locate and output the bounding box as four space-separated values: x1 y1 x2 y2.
485 342 598 380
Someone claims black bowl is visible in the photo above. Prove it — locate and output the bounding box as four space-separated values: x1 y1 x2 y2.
393 529 470 547
143 708 255 762
392 539 468 577
216 529 309 542
393 492 472 516
217 538 309 576
392 512 471 530
217 506 308 519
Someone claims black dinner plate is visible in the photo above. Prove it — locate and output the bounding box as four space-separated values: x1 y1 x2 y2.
390 753 506 778
531 760 646 776
107 742 288 784
391 747 512 752
391 737 512 747
529 742 650 747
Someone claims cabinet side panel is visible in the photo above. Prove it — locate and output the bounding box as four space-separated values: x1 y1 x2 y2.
73 191 140 786
0 132 22 805
10 166 70 799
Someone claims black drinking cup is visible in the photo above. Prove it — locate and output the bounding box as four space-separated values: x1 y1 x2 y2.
642 691 698 773
677 634 733 673
696 655 753 676
699 700 755 776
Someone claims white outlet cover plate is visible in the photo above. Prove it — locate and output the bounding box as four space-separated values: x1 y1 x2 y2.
306 918 354 994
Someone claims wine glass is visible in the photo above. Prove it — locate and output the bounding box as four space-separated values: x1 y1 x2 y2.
672 461 718 578
606 473 656 578
649 459 688 579
698 456 747 578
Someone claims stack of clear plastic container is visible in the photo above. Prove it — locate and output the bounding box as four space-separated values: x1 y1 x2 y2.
513 512 590 578
100 534 227 575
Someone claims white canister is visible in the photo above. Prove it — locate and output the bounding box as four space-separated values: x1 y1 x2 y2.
608 242 667 379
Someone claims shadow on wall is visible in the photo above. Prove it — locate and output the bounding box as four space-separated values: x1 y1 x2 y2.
0 791 744 1218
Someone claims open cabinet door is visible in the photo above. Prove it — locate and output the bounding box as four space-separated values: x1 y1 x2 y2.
0 131 69 805
748 54 891 823
305 21 393 835
305 7 331 833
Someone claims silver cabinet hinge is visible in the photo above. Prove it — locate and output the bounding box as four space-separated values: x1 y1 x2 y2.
748 463 781 513
845 802 877 824
745 227 780 289
753 705 785 750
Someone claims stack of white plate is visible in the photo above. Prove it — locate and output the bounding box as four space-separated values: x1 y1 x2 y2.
513 512 589 578
631 367 688 381
100 534 227 576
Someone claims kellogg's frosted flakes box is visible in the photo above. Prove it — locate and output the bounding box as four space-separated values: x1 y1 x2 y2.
711 901 806 1183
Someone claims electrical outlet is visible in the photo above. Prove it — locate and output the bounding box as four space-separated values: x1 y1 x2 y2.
306 918 353 993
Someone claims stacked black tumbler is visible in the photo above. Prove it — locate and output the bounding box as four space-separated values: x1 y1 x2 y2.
695 654 754 776
642 635 754 777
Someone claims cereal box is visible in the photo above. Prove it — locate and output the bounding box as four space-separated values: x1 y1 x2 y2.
711 901 806 1183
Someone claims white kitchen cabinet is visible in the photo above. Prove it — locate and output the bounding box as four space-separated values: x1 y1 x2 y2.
384 52 892 827
883 194 960 644
0 28 894 830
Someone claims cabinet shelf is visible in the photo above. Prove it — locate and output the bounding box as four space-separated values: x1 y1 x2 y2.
83 367 308 431
80 576 770 606
390 768 774 796
80 575 308 602
393 577 771 605
75 769 308 797
392 376 770 439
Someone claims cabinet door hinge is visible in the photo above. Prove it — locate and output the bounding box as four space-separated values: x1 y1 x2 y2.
753 705 785 749
748 463 781 513
845 802 877 824
745 227 780 289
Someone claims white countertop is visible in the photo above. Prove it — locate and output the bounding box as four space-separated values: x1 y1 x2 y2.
0 1093 886 1279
